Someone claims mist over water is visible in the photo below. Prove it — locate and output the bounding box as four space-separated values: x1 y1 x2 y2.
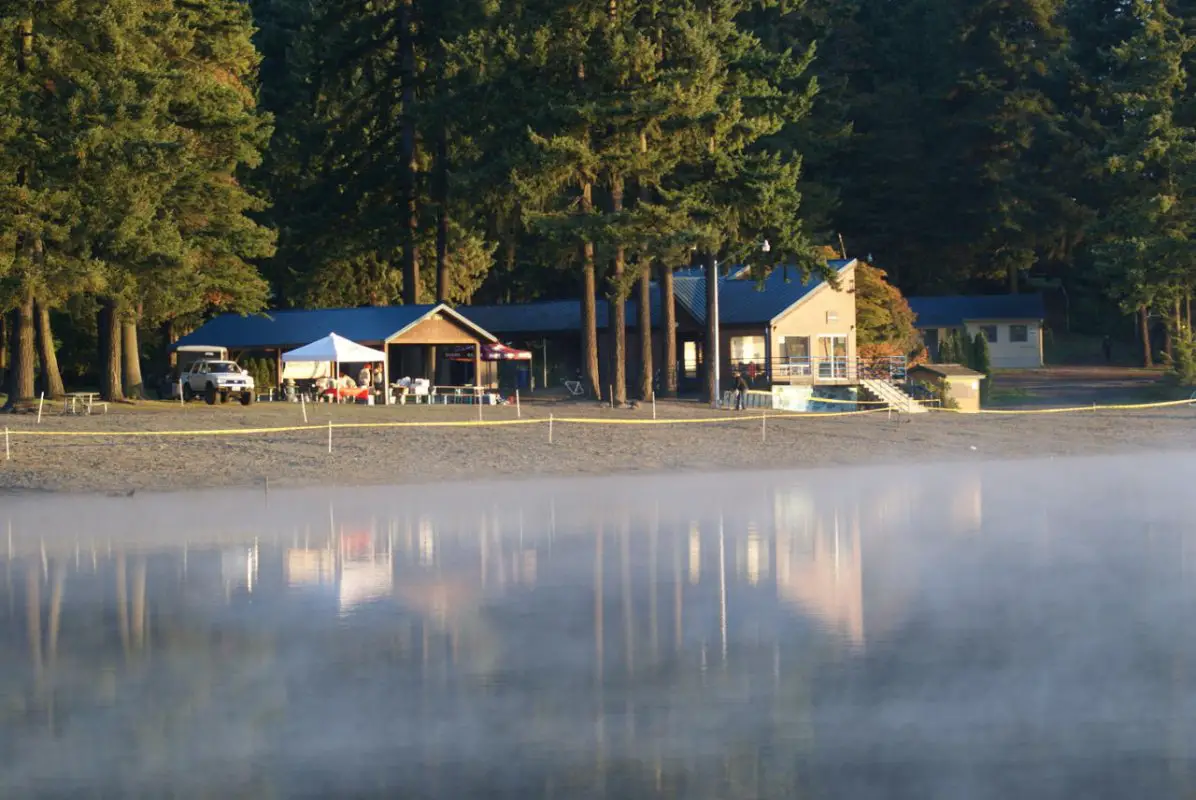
3 454 1196 798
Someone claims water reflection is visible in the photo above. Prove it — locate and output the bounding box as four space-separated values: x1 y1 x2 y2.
3 455 1196 797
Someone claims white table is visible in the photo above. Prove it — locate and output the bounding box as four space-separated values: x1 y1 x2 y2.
64 392 107 415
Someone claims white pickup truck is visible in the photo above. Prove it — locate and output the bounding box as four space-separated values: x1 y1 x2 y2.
182 360 255 405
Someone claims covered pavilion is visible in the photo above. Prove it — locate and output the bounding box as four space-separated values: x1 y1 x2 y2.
172 304 499 395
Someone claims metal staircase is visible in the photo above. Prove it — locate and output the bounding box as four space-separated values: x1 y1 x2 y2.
859 378 928 414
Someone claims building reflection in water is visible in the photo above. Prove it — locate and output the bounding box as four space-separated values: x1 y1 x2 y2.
5 458 1196 797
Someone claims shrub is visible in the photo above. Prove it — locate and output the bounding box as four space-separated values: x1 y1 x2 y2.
1165 327 1196 386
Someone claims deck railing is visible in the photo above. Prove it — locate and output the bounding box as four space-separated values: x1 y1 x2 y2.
761 355 908 383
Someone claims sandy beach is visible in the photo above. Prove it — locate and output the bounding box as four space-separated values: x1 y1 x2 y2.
0 396 1192 495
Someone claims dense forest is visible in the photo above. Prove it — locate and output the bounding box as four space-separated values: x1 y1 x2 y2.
2 0 1195 404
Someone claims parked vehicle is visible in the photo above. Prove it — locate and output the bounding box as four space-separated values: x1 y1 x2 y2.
182 360 255 405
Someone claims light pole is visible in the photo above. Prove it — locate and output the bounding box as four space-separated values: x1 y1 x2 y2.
709 240 770 409
709 257 720 408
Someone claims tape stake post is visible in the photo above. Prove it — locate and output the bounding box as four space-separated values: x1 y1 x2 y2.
37 392 44 424
301 395 308 423
4 427 8 461
516 390 521 419
178 380 184 408
652 393 657 420
478 395 483 423
327 419 332 454
548 413 553 445
762 410 767 443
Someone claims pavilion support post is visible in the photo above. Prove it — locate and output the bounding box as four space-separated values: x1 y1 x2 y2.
383 343 391 405
474 342 482 398
274 349 282 392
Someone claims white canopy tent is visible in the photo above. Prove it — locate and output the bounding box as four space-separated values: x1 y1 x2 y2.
282 333 389 399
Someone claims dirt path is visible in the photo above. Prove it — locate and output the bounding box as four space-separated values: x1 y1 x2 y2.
1 397 1194 495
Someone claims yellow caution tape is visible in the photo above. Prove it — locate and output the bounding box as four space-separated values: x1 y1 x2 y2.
927 398 1193 414
0 396 1189 439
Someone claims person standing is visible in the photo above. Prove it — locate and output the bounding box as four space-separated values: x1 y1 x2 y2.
734 372 748 411
358 364 372 388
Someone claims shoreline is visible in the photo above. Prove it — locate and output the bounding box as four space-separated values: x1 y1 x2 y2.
1 399 1194 496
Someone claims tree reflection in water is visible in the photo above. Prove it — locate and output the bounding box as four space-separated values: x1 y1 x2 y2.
1 457 1195 797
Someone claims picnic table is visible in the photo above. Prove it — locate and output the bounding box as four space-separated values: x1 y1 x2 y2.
63 392 108 415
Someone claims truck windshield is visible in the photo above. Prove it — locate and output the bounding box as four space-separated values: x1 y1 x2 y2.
209 363 240 373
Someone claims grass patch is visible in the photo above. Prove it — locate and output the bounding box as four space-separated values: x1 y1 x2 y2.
988 386 1033 404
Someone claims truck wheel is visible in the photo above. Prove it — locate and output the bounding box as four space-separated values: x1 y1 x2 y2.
205 384 218 405
182 384 194 402
241 390 254 406
219 390 230 404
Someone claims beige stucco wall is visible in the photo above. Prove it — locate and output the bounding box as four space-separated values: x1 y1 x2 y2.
770 262 858 377
945 375 982 412
962 319 1043 369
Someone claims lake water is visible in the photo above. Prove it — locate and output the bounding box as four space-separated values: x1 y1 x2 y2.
3 454 1196 798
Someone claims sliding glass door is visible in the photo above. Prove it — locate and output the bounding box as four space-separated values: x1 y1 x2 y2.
817 335 848 379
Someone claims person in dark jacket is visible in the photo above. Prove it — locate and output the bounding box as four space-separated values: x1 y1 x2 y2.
734 373 748 411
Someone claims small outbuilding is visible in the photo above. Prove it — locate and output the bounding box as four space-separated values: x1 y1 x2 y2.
907 364 986 413
908 294 1046 369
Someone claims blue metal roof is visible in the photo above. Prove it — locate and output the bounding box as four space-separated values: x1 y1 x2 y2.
672 260 853 325
173 304 495 350
907 294 1046 328
462 300 582 335
464 285 669 335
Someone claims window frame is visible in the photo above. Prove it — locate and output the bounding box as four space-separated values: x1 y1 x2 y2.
1009 324 1029 343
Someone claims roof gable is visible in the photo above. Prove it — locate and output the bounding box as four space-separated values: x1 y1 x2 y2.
673 259 854 325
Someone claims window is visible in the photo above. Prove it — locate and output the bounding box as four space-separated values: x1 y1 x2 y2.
1009 324 1029 343
783 336 810 360
683 341 699 379
782 336 810 375
825 311 839 324
731 335 766 364
979 325 998 343
731 335 766 380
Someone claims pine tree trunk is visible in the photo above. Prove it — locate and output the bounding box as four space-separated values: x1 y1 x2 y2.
0 311 8 383
580 182 601 399
122 318 144 399
435 128 450 304
637 260 653 400
399 0 419 307
661 265 677 396
705 256 719 405
1140 306 1153 368
608 174 627 407
34 301 64 398
4 293 36 406
99 299 124 402
162 319 177 372
432 124 451 384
